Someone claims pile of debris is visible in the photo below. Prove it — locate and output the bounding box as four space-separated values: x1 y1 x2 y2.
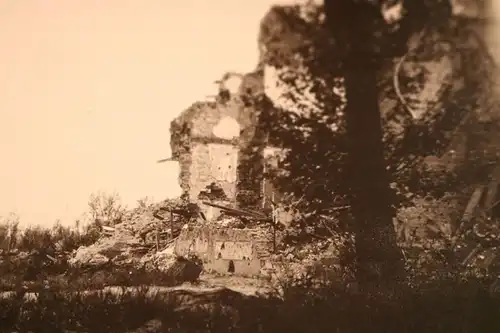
67 189 343 287
69 199 196 271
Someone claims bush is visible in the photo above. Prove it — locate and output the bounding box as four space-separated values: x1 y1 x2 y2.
0 220 100 255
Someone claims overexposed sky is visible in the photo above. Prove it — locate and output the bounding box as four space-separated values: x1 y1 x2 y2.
0 0 291 226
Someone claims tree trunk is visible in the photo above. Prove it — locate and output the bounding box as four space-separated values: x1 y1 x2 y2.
324 0 404 288
343 63 405 287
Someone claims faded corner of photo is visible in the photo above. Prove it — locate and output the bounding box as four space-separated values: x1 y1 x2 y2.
451 0 497 44
452 0 500 101
486 0 500 61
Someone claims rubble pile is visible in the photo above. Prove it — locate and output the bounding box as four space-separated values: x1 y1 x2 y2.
69 199 193 271
67 191 343 287
268 239 343 286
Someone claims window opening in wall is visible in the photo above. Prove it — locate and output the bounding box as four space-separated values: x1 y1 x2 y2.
212 116 240 140
228 260 235 273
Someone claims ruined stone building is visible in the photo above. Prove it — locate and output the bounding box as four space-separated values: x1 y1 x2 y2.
167 70 290 274
174 225 275 277
168 70 283 218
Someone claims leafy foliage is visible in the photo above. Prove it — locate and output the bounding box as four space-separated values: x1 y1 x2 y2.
259 2 497 216
87 191 127 226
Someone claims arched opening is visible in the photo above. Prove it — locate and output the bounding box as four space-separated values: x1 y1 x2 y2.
212 116 240 140
228 260 235 273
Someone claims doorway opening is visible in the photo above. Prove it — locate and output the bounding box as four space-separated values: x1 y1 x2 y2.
228 260 235 273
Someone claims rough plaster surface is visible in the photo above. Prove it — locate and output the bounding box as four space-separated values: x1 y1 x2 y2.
188 142 238 203
209 143 238 184
190 101 248 139
214 241 253 260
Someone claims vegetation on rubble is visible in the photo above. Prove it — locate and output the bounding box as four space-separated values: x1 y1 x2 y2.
0 192 192 293
0 214 99 255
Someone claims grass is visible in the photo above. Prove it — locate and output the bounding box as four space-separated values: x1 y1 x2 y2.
0 254 193 293
0 287 169 333
0 275 499 333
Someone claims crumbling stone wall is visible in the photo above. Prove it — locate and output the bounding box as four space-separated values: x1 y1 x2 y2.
174 225 273 277
170 70 276 211
170 94 249 206
170 120 193 201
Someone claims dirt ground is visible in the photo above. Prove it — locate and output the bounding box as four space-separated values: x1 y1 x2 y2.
0 273 273 302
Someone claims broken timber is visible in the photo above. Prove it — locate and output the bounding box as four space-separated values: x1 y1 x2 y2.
201 201 270 222
452 185 484 246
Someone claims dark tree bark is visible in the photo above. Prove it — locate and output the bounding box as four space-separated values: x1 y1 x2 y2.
324 0 404 287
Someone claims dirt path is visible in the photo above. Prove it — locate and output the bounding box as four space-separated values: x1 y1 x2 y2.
0 275 274 302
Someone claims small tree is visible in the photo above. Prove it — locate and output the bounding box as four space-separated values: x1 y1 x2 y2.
18 226 53 252
0 212 20 251
136 196 153 209
87 191 126 226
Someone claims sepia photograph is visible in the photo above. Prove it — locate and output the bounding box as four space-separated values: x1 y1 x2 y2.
0 0 499 332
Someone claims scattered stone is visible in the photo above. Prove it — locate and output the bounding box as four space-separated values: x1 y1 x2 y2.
69 199 192 271
70 251 109 267
139 245 177 272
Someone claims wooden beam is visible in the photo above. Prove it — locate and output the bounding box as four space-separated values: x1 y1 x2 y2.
201 201 268 219
156 157 176 163
191 135 239 146
484 181 499 212
452 186 484 245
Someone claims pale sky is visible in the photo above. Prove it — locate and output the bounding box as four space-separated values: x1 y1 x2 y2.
0 0 292 227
